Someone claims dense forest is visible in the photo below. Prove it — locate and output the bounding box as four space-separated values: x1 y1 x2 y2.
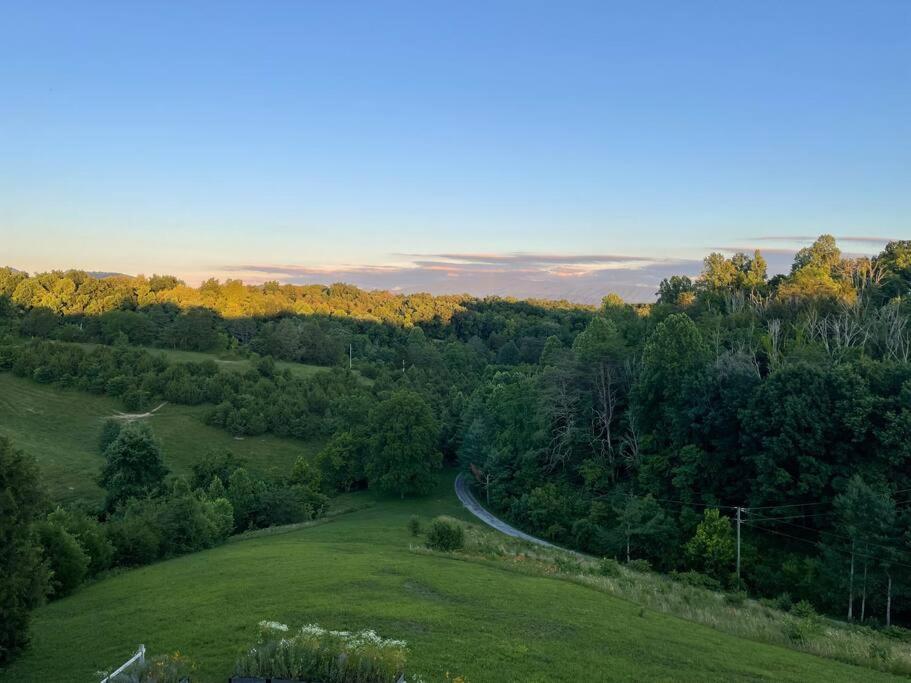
2 234 911 656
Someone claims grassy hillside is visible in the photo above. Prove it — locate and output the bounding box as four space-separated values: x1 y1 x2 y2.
0 474 901 683
0 373 320 505
72 342 333 379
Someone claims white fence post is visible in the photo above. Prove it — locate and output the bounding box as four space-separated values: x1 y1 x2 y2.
100 644 145 683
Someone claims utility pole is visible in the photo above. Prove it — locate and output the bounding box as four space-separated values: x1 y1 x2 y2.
402 358 405 374
348 343 352 371
736 506 742 584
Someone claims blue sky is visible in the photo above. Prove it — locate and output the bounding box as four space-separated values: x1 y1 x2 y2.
1 1 908 302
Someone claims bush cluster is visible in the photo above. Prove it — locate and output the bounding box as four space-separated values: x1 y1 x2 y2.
425 517 465 552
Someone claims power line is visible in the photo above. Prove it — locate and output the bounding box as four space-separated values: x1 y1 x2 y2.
646 496 737 510
749 510 836 523
744 500 829 511
747 516 910 557
741 522 911 571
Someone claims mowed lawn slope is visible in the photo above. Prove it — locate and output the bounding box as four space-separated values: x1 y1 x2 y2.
0 373 320 504
0 475 901 683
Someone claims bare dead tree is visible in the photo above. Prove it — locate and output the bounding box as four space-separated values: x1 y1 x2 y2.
546 376 578 472
766 318 782 370
591 361 620 480
728 322 761 374
724 290 746 315
829 304 871 355
851 257 886 300
619 410 642 472
878 300 911 362
797 307 822 347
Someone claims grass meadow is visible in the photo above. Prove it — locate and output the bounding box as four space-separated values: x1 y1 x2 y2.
0 373 320 505
0 473 903 683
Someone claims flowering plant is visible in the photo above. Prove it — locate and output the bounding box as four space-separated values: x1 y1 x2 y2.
235 621 408 682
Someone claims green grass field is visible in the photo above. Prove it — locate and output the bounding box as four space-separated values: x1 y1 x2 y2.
0 473 901 683
0 373 321 505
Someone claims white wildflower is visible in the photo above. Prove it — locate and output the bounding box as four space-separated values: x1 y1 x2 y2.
259 620 289 632
299 623 327 637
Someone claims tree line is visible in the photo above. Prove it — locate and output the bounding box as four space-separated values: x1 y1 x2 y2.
460 236 911 626
2 234 911 663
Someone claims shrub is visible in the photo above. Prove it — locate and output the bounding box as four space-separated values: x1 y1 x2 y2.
685 508 734 581
555 556 583 574
155 481 223 556
35 521 89 598
105 503 162 566
208 497 235 540
32 366 56 383
46 507 114 576
869 642 892 664
290 456 322 491
724 590 748 607
882 626 911 642
244 482 329 530
670 570 721 590
408 516 422 537
791 599 817 620
252 484 312 527
122 388 150 412
774 592 793 612
598 558 621 577
783 616 817 645
315 431 367 493
189 450 246 490
626 559 652 573
425 517 464 552
98 419 123 455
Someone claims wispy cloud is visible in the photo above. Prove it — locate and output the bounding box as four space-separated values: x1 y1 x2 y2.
747 235 897 245
215 235 899 304
715 246 797 255
398 252 660 266
218 253 700 304
205 235 904 304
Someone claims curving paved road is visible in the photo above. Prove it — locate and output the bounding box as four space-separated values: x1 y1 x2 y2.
455 472 576 552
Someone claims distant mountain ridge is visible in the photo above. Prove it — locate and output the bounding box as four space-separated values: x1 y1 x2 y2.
2 267 128 279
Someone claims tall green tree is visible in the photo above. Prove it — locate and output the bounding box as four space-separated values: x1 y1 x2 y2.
877 240 911 297
685 508 735 582
611 494 676 565
0 437 50 663
634 313 708 445
34 520 89 598
829 476 896 621
778 234 853 301
366 390 442 497
99 422 169 511
657 275 696 306
741 362 872 507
